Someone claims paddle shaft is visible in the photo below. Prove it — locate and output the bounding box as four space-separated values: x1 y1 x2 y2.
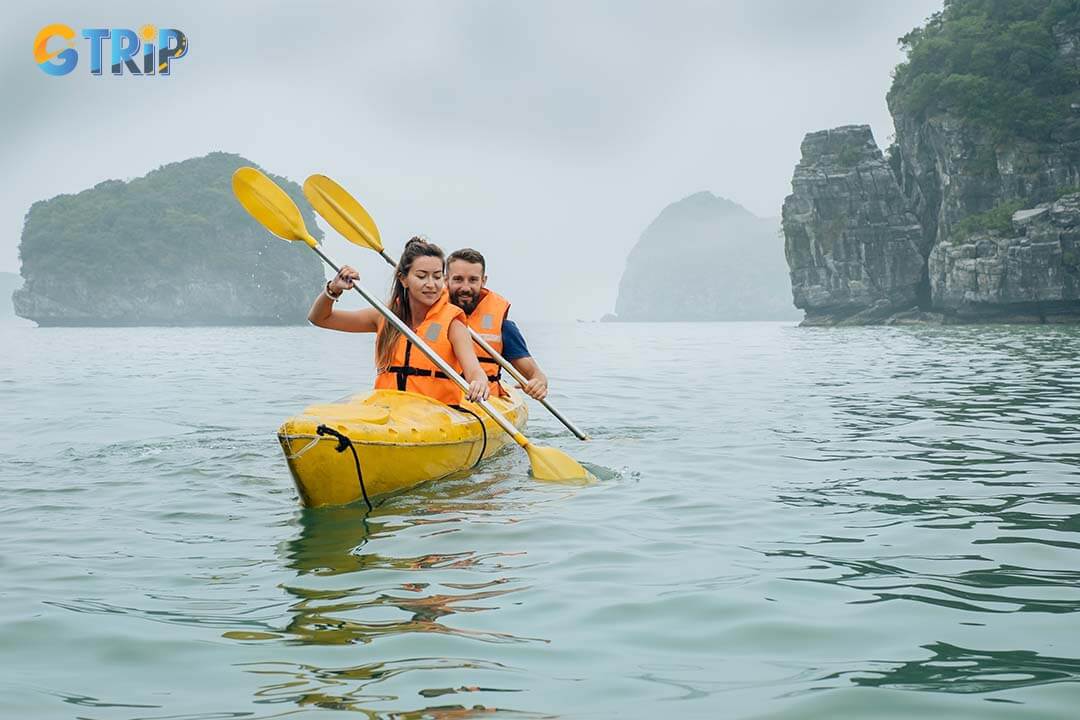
310 246 528 443
466 331 588 441
371 251 588 441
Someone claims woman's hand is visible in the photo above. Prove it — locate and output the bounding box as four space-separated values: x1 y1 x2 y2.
448 319 490 403
466 377 490 403
330 266 359 295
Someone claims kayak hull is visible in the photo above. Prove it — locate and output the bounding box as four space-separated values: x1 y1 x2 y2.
277 388 527 508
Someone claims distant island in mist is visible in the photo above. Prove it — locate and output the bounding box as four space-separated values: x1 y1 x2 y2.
12 152 324 327
607 192 800 322
782 0 1080 325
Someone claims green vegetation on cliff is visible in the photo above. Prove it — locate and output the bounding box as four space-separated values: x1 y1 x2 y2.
888 0 1080 141
15 152 326 326
19 152 320 283
952 199 1027 237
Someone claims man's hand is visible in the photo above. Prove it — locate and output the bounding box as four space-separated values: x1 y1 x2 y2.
520 374 548 400
510 357 549 400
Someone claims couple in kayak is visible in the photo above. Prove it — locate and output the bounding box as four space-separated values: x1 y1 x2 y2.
308 237 548 406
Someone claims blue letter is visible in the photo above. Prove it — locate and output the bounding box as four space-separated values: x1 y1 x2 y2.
81 28 109 76
142 38 156 75
110 28 140 75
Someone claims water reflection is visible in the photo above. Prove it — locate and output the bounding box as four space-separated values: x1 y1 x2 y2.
242 470 548 715
242 658 537 718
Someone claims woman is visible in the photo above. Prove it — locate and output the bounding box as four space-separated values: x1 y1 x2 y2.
308 237 490 404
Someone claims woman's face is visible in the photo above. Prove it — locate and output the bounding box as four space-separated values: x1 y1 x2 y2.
402 255 445 306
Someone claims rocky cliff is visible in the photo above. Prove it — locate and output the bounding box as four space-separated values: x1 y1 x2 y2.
612 192 799 321
782 126 928 325
783 0 1080 325
13 152 325 326
929 193 1080 321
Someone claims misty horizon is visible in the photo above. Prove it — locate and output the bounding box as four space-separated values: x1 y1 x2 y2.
4 1 942 319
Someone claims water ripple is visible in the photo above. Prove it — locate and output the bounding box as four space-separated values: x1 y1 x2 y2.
5 323 1080 717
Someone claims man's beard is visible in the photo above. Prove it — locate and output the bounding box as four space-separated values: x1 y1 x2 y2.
452 290 479 314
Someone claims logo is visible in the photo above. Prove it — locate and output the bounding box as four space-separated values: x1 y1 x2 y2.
34 24 188 76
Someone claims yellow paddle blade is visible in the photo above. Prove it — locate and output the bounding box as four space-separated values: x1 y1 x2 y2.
303 174 383 252
232 167 318 248
524 442 595 485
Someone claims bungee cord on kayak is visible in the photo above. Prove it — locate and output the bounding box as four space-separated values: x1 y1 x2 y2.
315 424 373 511
450 404 489 470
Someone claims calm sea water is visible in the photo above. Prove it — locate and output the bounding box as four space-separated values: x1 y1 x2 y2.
2 320 1080 719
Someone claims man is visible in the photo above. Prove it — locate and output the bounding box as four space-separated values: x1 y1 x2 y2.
445 248 549 400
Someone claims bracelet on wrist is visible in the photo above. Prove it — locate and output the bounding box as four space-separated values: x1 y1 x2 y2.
325 281 342 301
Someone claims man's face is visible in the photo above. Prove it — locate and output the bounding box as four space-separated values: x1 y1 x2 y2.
447 260 486 314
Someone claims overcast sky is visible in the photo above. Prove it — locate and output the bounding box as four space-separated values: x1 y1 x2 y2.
3 0 941 320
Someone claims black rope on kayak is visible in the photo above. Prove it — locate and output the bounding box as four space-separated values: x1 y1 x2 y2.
316 424 372 511
450 405 487 470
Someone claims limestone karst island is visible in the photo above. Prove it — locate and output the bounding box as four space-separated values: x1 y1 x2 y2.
13 153 323 326
783 1 1080 325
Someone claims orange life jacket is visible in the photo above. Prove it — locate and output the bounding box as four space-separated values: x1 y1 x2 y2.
465 288 512 398
374 290 465 405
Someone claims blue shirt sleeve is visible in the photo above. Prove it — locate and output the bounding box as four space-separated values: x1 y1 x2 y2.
501 320 531 361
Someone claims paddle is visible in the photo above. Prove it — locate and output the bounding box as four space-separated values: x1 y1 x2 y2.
231 166 592 485
302 173 589 441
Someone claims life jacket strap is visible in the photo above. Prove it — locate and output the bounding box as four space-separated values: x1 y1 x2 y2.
386 365 454 381
387 365 437 377
391 341 494 390
476 356 501 382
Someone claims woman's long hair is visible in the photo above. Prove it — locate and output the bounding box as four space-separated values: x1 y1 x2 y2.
375 236 446 371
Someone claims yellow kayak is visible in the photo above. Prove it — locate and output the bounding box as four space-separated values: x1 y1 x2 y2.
277 388 528 508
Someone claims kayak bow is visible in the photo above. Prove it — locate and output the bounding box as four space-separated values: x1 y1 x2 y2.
278 388 529 507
